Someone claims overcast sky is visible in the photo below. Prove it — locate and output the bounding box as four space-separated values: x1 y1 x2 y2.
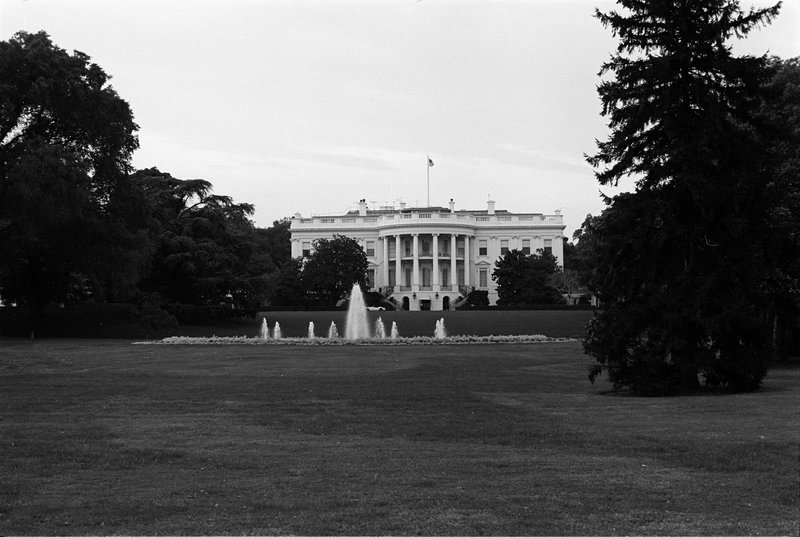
1 0 797 236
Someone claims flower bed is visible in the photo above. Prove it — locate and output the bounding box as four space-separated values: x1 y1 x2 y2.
135 334 572 345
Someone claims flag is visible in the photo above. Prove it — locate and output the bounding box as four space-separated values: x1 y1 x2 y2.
428 157 434 167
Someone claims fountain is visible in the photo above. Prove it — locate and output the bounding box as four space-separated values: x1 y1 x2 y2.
328 321 339 339
259 317 269 340
147 283 561 346
374 317 386 339
344 283 371 340
434 318 447 340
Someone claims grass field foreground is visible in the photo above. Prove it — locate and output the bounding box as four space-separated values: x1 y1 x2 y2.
1 339 798 535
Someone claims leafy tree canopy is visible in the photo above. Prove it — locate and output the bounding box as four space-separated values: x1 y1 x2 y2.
301 235 368 308
132 167 267 316
492 249 565 306
0 31 140 329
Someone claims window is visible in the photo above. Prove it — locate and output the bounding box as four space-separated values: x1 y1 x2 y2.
522 239 531 255
302 241 311 257
500 240 509 255
544 238 553 254
457 240 464 257
367 269 375 289
389 269 396 287
458 269 465 286
479 269 488 288
422 267 431 287
404 240 412 257
478 240 488 256
404 267 412 287
421 239 431 256
366 241 375 257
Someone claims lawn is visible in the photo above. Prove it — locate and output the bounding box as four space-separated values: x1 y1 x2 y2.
1 337 798 535
1 304 596 339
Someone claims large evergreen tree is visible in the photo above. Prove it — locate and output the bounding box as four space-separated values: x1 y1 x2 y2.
757 57 800 359
585 1 782 394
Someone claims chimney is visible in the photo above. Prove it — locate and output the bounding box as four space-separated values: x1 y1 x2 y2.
449 198 455 212
399 201 407 210
358 199 367 216
487 199 496 215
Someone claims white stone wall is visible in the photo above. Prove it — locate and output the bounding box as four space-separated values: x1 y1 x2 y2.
289 202 566 309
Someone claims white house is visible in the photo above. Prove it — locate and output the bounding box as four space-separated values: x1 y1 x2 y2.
290 198 566 311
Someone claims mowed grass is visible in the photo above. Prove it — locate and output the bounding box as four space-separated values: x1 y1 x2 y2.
1 337 798 535
255 309 594 339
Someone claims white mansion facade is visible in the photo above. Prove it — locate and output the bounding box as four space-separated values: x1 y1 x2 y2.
290 199 565 311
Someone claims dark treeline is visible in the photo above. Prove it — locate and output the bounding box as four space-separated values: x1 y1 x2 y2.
0 32 295 333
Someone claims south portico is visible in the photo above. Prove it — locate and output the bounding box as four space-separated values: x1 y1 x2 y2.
377 228 474 311
290 198 566 311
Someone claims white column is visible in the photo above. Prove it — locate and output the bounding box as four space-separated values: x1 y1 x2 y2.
464 235 471 287
412 233 420 290
553 234 565 267
432 233 440 290
382 237 389 289
291 239 300 258
450 234 458 287
395 235 402 291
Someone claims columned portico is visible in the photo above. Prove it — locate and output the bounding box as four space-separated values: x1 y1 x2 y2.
394 234 401 292
450 234 458 288
432 233 440 290
382 237 389 288
290 199 566 310
464 235 470 286
412 234 420 291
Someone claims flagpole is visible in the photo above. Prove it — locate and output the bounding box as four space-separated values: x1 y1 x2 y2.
427 155 431 207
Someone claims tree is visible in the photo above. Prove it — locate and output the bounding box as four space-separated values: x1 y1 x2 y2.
253 218 292 274
585 1 782 394
301 235 368 308
757 56 800 359
561 218 602 303
265 258 306 308
0 32 140 331
492 249 565 305
133 168 268 316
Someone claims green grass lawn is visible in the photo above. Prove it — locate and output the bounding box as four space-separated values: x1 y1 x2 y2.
1 339 797 535
1 304 596 339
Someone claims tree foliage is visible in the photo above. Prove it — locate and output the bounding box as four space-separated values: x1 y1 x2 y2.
492 249 565 305
133 167 268 316
265 258 306 308
0 31 140 328
757 56 800 358
0 32 300 331
585 0 782 394
301 235 368 308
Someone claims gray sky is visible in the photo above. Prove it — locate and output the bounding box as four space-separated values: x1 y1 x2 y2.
1 0 797 236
